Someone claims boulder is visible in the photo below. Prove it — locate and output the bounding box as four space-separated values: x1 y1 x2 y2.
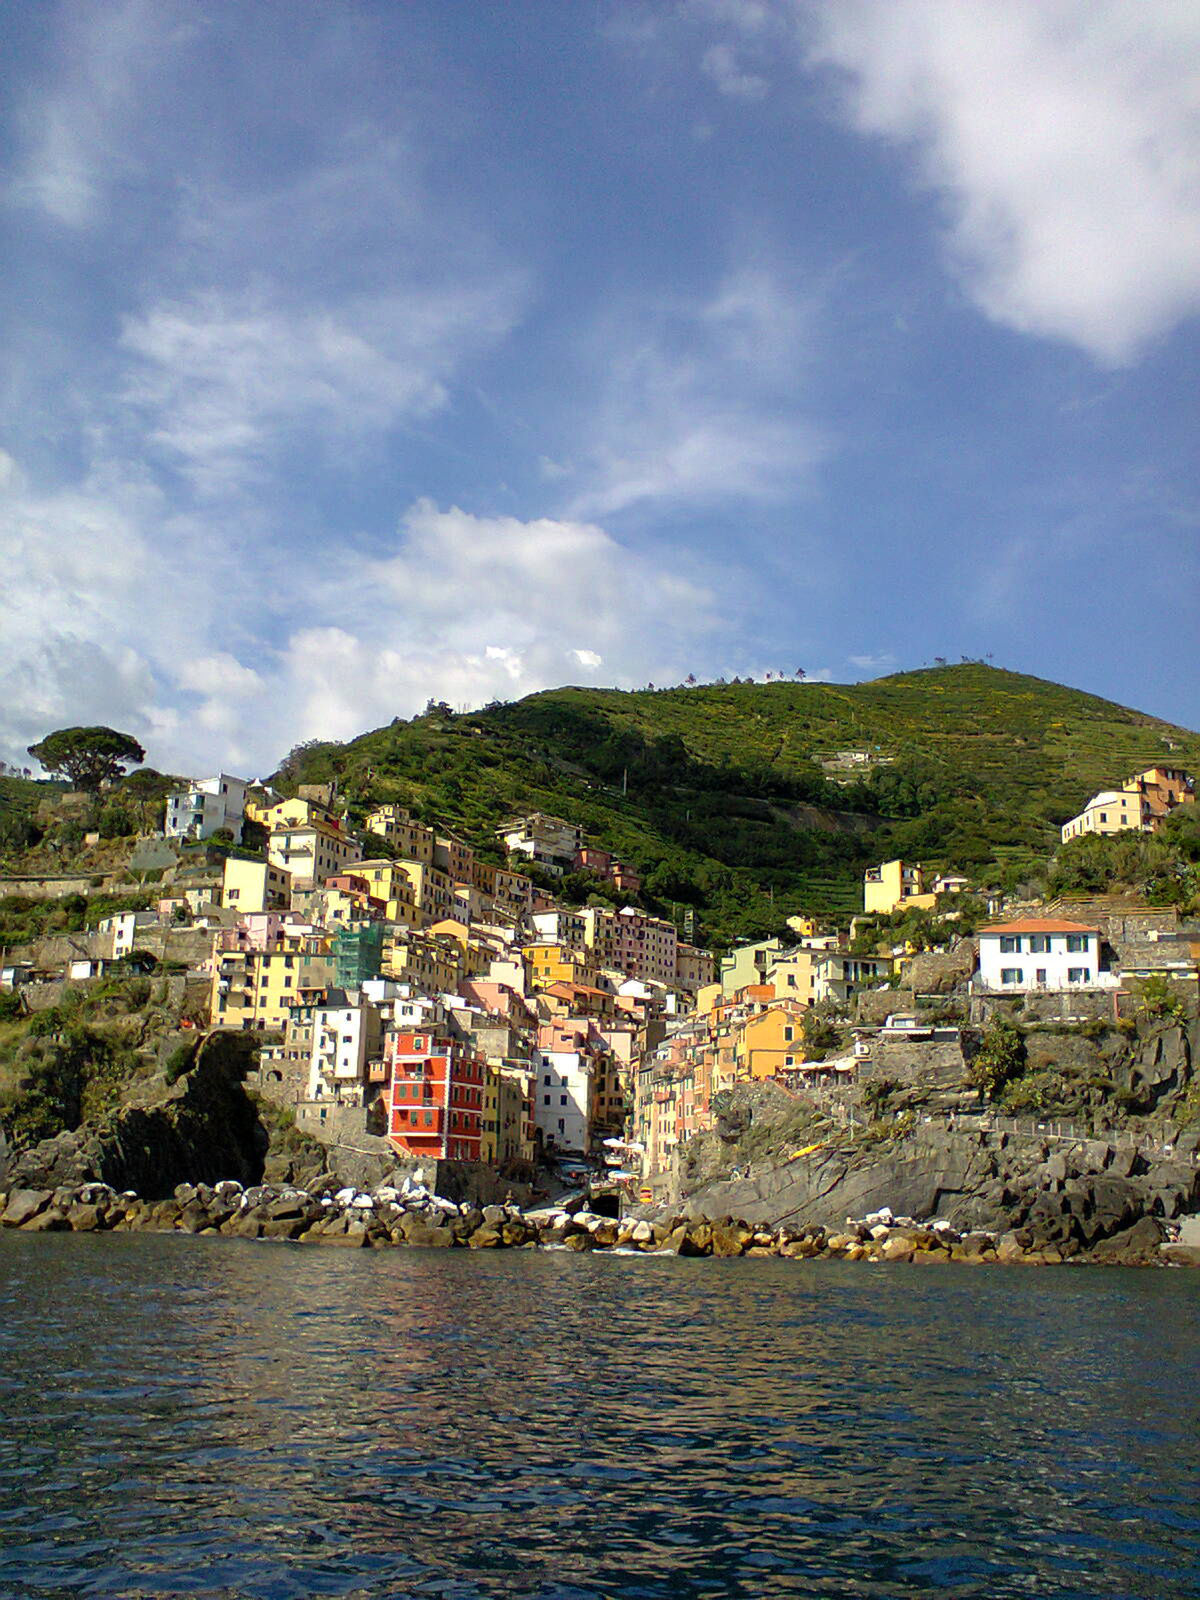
562 1232 595 1252
879 1235 914 1262
22 1208 70 1231
709 1225 744 1258
67 1203 107 1232
468 1225 505 1249
260 1217 306 1241
1 1189 53 1228
404 1222 455 1248
1090 1216 1164 1260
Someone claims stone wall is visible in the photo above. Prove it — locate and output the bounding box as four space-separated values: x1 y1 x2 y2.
858 1036 970 1091
969 990 1130 1026
0 875 97 901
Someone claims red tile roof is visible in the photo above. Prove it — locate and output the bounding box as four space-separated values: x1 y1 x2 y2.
979 919 1098 934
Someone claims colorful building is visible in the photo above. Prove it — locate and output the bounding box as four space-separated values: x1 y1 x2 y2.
386 1028 485 1162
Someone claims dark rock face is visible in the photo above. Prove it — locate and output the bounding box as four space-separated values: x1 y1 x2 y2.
676 1116 1200 1251
3 1033 264 1198
1116 1023 1193 1109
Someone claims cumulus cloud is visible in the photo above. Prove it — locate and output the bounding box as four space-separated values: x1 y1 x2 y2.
188 501 726 766
0 479 730 774
804 0 1200 363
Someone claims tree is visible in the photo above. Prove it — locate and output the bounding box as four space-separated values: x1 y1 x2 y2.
28 727 145 792
965 1018 1026 1100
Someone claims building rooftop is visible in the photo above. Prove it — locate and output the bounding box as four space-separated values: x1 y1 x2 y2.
979 919 1099 935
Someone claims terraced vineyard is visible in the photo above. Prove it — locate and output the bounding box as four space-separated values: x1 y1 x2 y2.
277 664 1200 947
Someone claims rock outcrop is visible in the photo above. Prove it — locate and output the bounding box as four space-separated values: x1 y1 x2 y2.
0 1175 1190 1267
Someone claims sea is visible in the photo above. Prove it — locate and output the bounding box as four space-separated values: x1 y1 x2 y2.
0 1233 1197 1600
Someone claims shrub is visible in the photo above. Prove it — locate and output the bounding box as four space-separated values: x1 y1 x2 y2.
965 1018 1026 1100
164 1041 197 1084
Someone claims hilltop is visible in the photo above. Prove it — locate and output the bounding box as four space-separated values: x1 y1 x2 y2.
275 664 1200 946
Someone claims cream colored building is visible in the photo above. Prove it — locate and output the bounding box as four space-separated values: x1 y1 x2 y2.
1060 790 1143 842
222 856 292 914
1062 768 1195 843
267 818 362 885
363 805 435 862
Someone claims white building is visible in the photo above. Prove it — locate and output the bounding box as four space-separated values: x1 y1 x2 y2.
975 919 1116 992
497 812 584 873
308 994 384 1103
534 1029 595 1154
531 909 587 948
98 910 158 958
165 774 249 842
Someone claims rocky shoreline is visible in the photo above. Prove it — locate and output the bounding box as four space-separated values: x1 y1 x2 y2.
3 1179 1198 1267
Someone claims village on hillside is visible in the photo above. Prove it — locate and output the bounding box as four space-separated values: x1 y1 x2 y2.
1 755 1197 1201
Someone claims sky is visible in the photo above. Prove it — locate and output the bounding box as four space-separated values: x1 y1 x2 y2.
2 0 1198 780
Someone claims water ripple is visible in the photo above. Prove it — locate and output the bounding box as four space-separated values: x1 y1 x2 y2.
0 1234 1198 1599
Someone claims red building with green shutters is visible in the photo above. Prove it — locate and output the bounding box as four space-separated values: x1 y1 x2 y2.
386 1027 485 1162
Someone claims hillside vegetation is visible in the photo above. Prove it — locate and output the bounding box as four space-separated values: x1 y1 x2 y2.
276 665 1200 947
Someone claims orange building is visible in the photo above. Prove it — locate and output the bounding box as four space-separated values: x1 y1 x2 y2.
386 1028 485 1162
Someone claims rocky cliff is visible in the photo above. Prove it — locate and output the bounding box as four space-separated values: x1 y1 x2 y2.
670 1018 1200 1254
0 1032 270 1196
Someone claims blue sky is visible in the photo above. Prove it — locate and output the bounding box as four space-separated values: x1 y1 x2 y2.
2 0 1198 777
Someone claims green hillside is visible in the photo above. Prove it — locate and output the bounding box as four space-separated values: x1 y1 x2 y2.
276 665 1200 948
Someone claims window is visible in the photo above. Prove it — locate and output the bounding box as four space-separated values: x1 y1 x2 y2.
1029 935 1050 954
1035 969 1047 986
999 935 1020 953
1066 935 1088 953
543 1094 550 1105
1000 968 1023 985
1068 968 1089 985
560 1094 568 1105
783 1026 794 1042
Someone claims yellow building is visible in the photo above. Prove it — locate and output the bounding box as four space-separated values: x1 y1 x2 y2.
221 856 291 913
386 859 455 922
363 805 435 862
350 860 422 925
732 1003 809 1080
523 942 601 991
210 939 335 1030
260 796 329 832
429 918 493 978
862 859 937 914
381 930 461 993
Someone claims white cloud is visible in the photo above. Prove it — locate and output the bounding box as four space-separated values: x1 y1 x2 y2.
804 0 1200 363
567 266 827 518
0 481 731 775
120 281 522 494
5 0 189 226
701 44 769 100
848 652 895 671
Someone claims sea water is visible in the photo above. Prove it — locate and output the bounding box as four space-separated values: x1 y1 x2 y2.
1 1233 1197 1599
